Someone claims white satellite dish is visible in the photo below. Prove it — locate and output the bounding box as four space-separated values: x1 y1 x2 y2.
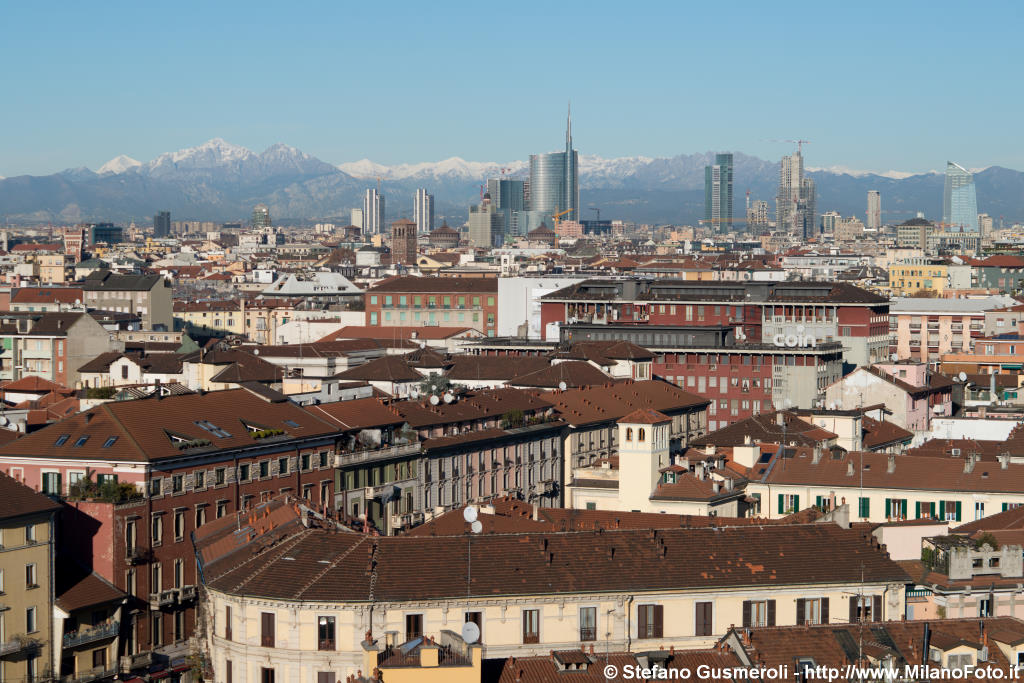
958 371 968 382
429 395 440 406
463 505 479 523
890 353 897 361
410 388 419 399
0 416 7 426
461 621 480 645
558 381 568 391
443 392 454 404
419 342 426 349
470 520 483 534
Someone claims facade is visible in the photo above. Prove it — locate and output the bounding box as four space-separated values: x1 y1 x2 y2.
823 363 953 433
413 188 434 234
0 388 340 662
487 178 526 238
541 279 890 369
776 150 815 237
943 161 979 232
198 521 909 681
389 219 417 266
704 153 734 230
0 475 62 683
888 295 1016 361
81 270 174 331
746 199 769 233
834 216 865 242
867 190 882 230
363 188 385 235
888 258 950 295
365 276 498 335
0 312 116 386
251 204 271 229
468 194 504 248
153 211 170 238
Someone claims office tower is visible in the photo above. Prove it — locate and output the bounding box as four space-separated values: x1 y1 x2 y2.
528 107 579 221
703 153 734 230
867 191 882 230
776 149 816 239
799 177 816 239
363 188 385 234
978 213 994 236
821 211 841 233
251 204 271 229
153 210 171 238
390 219 418 266
350 208 364 229
746 200 770 233
413 189 434 234
468 193 504 248
487 177 526 238
943 161 979 232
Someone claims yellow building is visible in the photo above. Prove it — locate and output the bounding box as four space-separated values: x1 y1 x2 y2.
0 474 62 683
888 258 949 295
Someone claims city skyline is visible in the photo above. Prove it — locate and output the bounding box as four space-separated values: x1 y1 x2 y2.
1 1 1021 177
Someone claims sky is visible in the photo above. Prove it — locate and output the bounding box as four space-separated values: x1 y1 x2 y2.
1 0 1021 177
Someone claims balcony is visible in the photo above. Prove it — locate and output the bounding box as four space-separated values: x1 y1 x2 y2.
149 589 178 609
580 627 597 641
179 585 197 602
63 620 120 648
336 442 420 466
64 666 118 683
0 635 39 656
121 652 154 673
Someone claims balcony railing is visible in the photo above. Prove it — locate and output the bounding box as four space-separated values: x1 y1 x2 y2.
318 639 336 651
179 585 197 602
63 620 120 648
336 442 420 466
580 627 597 641
149 589 178 609
0 635 39 656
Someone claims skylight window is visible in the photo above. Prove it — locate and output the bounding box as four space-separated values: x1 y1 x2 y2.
55 434 70 447
102 436 118 448
194 420 231 438
283 420 300 428
73 436 89 447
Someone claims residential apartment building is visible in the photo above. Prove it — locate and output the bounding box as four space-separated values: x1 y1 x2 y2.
889 295 1017 361
198 516 908 682
81 270 173 331
0 474 62 683
10 287 84 313
823 362 953 433
0 312 118 386
540 280 889 368
365 276 499 336
0 388 340 669
888 258 950 295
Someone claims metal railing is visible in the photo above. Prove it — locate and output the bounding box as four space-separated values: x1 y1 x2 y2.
63 620 119 648
336 442 420 466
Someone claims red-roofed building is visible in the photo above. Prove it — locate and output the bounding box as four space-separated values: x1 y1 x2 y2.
11 287 84 312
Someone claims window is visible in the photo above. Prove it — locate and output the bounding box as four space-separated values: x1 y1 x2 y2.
103 436 118 448
743 600 774 628
638 428 646 442
625 428 633 442
239 464 250 481
259 461 269 478
979 598 993 617
26 605 37 632
217 501 228 518
637 604 663 639
152 612 164 646
151 563 162 593
885 498 908 519
92 647 107 670
318 673 336 683
319 451 329 468
261 668 275 683
215 468 226 486
174 610 184 641
125 520 137 555
278 457 289 475
174 511 185 541
695 601 713 636
151 514 163 545
849 595 881 622
586 502 597 511
261 612 275 647
464 611 482 641
174 558 184 588
225 605 233 640
74 435 90 447
42 472 62 495
522 609 540 644
25 521 37 543
798 598 828 625
55 434 70 447
150 478 162 497
226 660 233 683
579 607 596 641
172 475 183 493
301 454 311 471
26 563 37 588
858 497 870 518
405 613 423 641
318 615 336 650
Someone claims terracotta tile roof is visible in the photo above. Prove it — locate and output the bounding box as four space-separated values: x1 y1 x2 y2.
0 375 70 393
0 472 61 520
510 361 611 389
333 354 423 382
203 523 910 602
542 379 708 427
305 397 406 430
620 408 671 424
861 365 954 398
391 388 554 428
498 650 744 683
319 325 479 342
693 411 834 448
861 416 914 449
0 388 337 463
650 473 745 502
444 355 550 381
367 276 497 294
557 340 654 364
953 505 1024 533
11 287 84 304
56 562 127 612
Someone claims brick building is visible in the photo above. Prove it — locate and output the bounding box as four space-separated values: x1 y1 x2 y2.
389 219 417 266
365 276 499 336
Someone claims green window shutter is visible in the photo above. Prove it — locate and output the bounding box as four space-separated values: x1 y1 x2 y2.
794 495 800 511
930 502 937 519
778 494 784 515
816 495 823 509
885 499 891 518
1004 503 1010 512
915 501 921 519
955 501 962 522
860 497 870 518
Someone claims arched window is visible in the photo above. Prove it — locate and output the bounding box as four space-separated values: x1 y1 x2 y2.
638 428 646 442
625 427 633 442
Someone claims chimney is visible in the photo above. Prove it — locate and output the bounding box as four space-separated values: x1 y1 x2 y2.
812 445 822 465
887 454 896 474
847 461 854 477
964 454 976 474
999 453 1010 470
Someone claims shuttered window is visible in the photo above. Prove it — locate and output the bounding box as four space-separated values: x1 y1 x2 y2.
695 601 713 636
261 612 275 647
637 604 664 639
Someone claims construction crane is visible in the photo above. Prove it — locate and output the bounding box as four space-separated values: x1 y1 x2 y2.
769 138 811 154
551 208 573 230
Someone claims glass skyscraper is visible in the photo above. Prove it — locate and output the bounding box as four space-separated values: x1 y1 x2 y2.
704 153 733 229
943 161 978 232
528 109 579 220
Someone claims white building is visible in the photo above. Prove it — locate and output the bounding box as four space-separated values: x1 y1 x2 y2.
867 191 882 230
496 276 586 339
414 188 434 234
362 188 385 234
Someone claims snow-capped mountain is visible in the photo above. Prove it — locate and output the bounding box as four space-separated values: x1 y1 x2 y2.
338 157 527 181
97 154 141 175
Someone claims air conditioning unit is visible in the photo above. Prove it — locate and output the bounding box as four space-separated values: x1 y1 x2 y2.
951 448 961 456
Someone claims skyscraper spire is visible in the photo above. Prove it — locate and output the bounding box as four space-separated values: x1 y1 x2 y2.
566 101 572 154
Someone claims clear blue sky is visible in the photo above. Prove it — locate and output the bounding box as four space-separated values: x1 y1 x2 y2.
2 0 1020 177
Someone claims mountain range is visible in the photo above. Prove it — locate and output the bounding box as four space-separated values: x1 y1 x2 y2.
2 138 1022 227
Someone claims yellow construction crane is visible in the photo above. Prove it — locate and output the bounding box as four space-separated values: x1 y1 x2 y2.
551 208 574 230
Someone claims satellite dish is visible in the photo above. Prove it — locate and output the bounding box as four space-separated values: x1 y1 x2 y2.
0 416 7 426
463 505 479 523
443 392 454 404
958 371 968 382
410 388 419 399
253 349 260 355
461 621 480 645
419 342 426 349
470 520 483 534
890 353 898 361
429 395 440 406
558 381 568 391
